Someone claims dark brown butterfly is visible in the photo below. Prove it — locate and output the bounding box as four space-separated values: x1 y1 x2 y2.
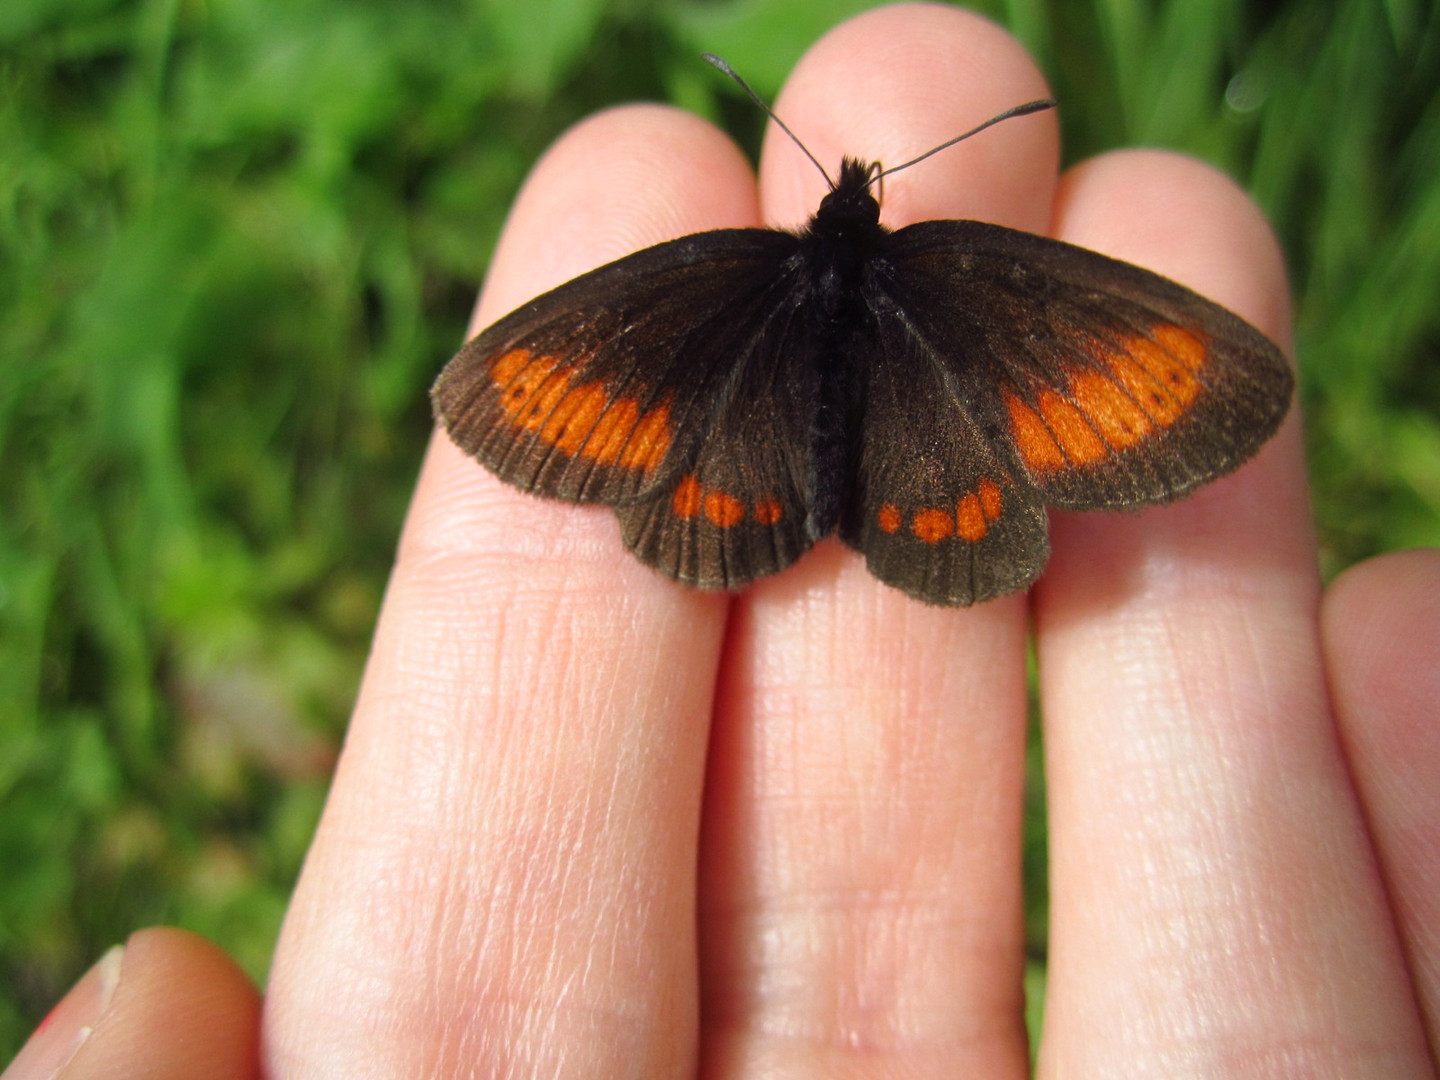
432 62 1290 606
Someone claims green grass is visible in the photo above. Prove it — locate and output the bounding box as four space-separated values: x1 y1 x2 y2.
2 0 1437 1058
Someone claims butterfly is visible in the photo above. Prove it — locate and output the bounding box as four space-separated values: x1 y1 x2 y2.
432 61 1292 607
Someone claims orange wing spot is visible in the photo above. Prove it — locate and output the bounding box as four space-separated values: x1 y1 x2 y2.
978 478 1002 521
1152 323 1208 372
494 352 568 426
513 371 572 432
1069 371 1154 451
487 349 671 474
955 492 988 542
1126 334 1202 409
540 383 608 454
672 475 702 518
1005 392 1066 472
878 504 902 533
912 508 954 544
490 347 535 387
1037 390 1107 465
579 397 640 464
1105 353 1186 426
619 402 673 473
704 491 746 528
753 498 783 525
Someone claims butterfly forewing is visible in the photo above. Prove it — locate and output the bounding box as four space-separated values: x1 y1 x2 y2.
871 220 1292 511
433 229 802 507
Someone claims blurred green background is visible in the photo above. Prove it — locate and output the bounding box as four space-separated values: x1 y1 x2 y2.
2 0 1437 1058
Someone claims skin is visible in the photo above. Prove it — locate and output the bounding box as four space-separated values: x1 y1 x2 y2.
8 6 1438 1079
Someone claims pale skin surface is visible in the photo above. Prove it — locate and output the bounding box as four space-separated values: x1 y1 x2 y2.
7 6 1439 1079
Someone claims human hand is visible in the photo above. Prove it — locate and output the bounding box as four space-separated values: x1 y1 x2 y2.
8 7 1437 1079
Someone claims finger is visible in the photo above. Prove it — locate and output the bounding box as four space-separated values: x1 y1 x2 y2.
1035 153 1434 1075
1323 548 1440 1050
698 8 1054 1078
3 929 260 1080
263 107 757 1078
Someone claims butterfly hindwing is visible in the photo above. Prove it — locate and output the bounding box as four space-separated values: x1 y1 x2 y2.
870 219 1292 510
432 229 802 506
840 311 1051 605
618 283 820 589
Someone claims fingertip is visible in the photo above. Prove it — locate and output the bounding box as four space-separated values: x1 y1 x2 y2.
421 99 760 586
1323 548 1440 741
1039 147 1307 620
743 3 1055 618
1054 149 1292 350
17 928 262 1080
474 102 758 330
1323 548 1440 1038
760 3 1056 232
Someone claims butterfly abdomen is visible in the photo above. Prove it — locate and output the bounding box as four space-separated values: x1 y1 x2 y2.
802 322 862 541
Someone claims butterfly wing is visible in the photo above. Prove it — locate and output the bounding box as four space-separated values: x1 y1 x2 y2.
839 308 1052 605
617 290 822 588
433 228 821 589
870 219 1293 510
838 218 1291 606
875 220 1296 512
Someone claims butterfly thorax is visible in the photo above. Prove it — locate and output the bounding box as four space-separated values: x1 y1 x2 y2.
802 158 888 327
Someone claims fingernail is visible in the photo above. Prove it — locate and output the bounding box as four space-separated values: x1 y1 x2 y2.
2 945 123 1080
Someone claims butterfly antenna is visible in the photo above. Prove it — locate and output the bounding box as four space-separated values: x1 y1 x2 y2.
703 53 836 190
873 98 1057 181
